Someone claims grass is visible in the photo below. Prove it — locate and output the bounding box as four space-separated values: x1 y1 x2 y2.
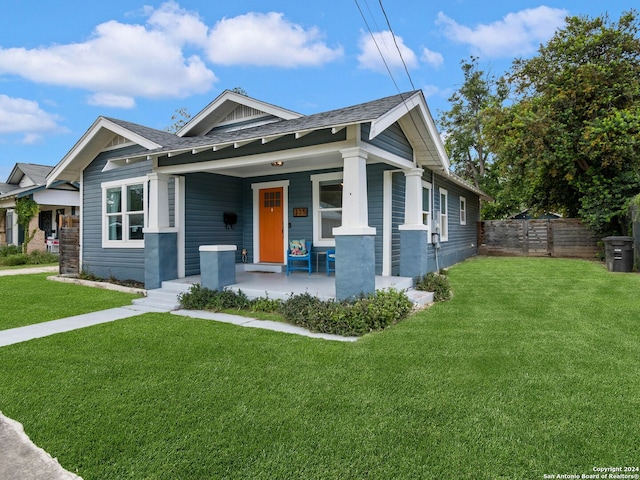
0 257 639 479
0 262 58 270
0 273 141 330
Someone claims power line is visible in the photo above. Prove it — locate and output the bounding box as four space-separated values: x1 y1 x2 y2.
353 0 403 95
377 0 417 91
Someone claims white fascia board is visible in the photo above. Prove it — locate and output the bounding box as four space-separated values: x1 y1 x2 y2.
156 141 351 176
359 143 414 170
370 91 451 173
368 92 422 140
33 189 80 207
47 117 161 187
177 90 302 137
102 156 150 173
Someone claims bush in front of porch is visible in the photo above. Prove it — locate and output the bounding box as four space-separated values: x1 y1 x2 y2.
178 285 413 337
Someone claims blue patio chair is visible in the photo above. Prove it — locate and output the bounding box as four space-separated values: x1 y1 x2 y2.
326 249 336 276
286 240 312 275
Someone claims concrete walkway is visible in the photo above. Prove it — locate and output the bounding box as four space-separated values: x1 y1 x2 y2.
0 265 58 277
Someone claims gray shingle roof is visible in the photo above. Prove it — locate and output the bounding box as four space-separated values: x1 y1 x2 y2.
103 118 182 146
0 183 18 195
105 91 421 158
14 163 53 185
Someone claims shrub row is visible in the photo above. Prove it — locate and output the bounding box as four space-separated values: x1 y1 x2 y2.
414 271 452 302
178 285 413 337
0 248 59 266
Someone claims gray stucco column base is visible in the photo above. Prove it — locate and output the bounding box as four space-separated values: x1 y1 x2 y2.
399 229 430 280
335 234 375 301
200 245 237 291
145 232 178 289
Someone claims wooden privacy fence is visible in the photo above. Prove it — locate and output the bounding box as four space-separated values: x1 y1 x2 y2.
478 219 601 259
59 215 80 275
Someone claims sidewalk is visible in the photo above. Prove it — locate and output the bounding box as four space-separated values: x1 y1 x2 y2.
0 265 58 277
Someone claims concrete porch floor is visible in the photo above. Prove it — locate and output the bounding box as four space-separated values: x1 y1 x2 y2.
165 264 414 301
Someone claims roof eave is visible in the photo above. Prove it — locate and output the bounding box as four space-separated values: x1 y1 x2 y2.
47 117 162 187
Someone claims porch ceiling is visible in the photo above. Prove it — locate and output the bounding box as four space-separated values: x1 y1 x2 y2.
154 139 413 178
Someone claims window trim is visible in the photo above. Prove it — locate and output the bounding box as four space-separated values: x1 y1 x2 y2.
460 196 467 225
439 187 449 242
101 176 148 249
422 180 432 238
311 171 343 247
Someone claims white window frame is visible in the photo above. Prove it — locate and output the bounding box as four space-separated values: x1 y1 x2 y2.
460 196 467 225
101 176 148 248
311 171 343 247
422 180 432 238
439 187 449 242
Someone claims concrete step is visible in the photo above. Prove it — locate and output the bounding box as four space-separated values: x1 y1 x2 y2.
243 263 285 273
405 288 434 307
159 280 196 294
132 288 182 311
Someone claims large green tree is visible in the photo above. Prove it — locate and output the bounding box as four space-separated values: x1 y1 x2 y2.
487 10 640 234
439 57 508 191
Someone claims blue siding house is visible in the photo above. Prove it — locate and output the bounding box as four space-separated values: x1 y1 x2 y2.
48 90 488 300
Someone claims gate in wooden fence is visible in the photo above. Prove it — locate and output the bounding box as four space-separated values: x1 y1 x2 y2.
59 215 79 275
478 218 601 259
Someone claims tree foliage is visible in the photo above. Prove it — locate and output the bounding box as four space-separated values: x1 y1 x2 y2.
15 196 39 253
439 57 508 191
165 107 191 134
486 10 640 234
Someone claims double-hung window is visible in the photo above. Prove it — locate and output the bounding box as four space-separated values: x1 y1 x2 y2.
311 172 343 247
422 180 432 236
439 187 449 242
460 196 467 225
102 177 147 248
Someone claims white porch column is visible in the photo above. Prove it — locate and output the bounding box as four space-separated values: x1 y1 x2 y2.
144 173 177 289
333 147 375 236
399 168 427 229
147 173 171 231
332 147 376 301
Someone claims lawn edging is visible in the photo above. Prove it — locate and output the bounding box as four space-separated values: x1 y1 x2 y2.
47 275 146 296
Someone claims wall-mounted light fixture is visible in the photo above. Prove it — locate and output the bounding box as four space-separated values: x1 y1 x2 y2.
271 161 284 167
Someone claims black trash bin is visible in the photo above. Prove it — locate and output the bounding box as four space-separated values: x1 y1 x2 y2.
603 236 634 272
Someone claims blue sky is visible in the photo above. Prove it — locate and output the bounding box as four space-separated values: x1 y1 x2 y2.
0 0 631 181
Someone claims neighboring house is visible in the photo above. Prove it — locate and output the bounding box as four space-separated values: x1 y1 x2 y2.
0 163 80 251
47 90 488 299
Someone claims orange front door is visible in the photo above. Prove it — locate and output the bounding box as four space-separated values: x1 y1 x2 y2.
259 187 284 263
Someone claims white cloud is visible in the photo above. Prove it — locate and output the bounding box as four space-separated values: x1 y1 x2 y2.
0 19 216 102
436 6 567 57
144 0 209 48
421 47 444 68
21 133 44 145
0 3 345 108
357 30 418 72
422 85 452 100
87 93 136 109
206 12 343 67
0 95 62 136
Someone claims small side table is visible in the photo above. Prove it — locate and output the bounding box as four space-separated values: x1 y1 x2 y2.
315 251 327 274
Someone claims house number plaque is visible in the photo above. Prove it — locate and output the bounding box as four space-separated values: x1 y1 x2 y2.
293 208 308 217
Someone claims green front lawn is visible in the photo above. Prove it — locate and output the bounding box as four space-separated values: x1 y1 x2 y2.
0 273 141 330
0 257 638 479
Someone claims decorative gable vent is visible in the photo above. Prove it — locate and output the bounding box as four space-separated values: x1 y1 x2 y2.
219 105 266 125
104 134 133 150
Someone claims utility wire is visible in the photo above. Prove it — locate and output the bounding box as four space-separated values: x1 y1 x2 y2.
353 0 403 95
354 0 438 159
377 0 417 91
